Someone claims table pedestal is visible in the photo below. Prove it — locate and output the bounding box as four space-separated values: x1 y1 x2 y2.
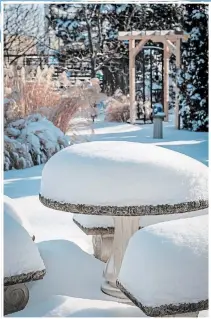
101 216 140 301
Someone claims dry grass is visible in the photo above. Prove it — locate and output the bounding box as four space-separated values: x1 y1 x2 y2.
104 90 153 123
104 90 130 122
4 65 102 133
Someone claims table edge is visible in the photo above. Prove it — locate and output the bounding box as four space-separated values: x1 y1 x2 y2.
39 194 208 216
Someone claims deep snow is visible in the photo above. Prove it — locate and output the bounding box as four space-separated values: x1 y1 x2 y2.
9 295 145 317
4 117 208 317
118 215 208 307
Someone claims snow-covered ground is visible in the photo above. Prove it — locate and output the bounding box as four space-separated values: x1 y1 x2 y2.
4 114 208 317
72 114 208 166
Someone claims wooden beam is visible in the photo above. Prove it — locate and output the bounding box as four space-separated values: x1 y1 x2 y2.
165 39 176 56
175 39 181 129
163 43 169 122
129 39 136 124
118 35 187 42
133 38 150 57
118 30 184 38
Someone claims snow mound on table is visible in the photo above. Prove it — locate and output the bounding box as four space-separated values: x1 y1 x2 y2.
4 114 69 171
4 195 34 238
41 141 208 206
118 215 208 307
4 212 45 278
7 295 145 317
73 208 208 229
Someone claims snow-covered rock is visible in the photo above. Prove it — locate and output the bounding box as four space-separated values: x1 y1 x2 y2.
117 215 208 316
4 114 69 171
40 141 208 209
4 195 34 239
7 295 145 317
4 212 45 281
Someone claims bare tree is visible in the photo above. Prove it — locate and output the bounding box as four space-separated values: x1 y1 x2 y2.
4 4 48 64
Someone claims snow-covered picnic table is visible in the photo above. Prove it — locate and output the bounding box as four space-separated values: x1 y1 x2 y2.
39 141 208 302
4 204 46 315
117 215 208 316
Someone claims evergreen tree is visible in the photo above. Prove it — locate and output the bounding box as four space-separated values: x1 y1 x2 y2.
179 4 208 131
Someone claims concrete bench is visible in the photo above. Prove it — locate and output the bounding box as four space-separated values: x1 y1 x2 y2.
4 212 46 315
4 195 35 241
73 209 207 263
117 215 208 317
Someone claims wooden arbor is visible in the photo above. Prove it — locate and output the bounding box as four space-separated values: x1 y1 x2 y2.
118 30 189 128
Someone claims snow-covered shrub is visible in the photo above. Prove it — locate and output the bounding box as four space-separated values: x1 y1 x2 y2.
4 114 69 171
104 90 130 122
4 98 23 124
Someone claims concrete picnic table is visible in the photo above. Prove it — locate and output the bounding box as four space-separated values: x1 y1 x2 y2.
39 141 208 301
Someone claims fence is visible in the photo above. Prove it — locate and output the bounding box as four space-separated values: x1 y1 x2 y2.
4 54 92 84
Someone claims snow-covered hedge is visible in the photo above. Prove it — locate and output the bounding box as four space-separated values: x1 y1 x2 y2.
179 5 208 132
4 113 69 171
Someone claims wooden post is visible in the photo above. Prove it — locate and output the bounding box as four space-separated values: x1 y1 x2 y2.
129 39 136 124
175 39 181 129
163 43 169 122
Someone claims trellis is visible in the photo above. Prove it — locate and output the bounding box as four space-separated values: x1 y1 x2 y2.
118 30 189 129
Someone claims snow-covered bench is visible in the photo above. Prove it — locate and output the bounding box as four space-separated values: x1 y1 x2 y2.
4 212 46 315
4 195 35 241
117 215 208 317
73 209 208 263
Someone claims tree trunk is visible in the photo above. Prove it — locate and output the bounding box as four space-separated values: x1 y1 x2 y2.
91 56 96 78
